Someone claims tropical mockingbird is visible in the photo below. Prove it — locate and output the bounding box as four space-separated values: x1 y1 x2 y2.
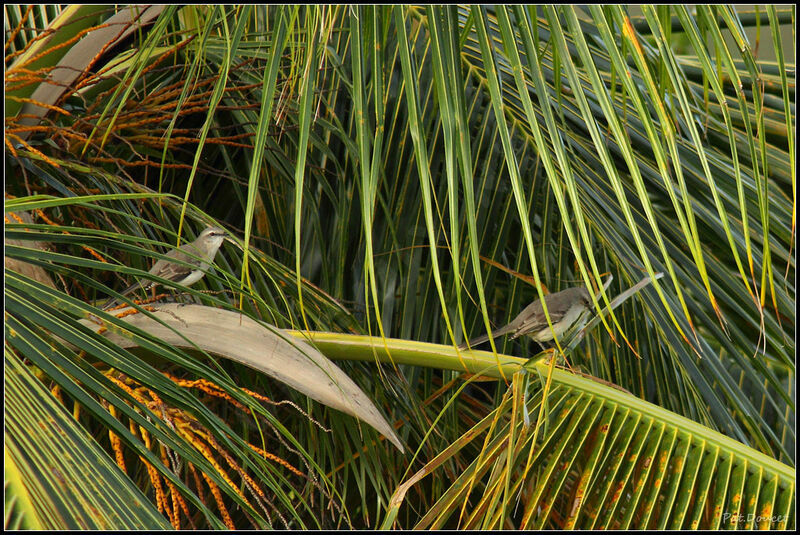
103 226 226 310
458 286 592 349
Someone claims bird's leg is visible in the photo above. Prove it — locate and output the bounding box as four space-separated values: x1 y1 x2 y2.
544 348 632 395
538 341 575 373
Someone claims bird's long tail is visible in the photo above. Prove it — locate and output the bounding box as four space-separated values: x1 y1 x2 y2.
101 281 145 310
457 324 515 350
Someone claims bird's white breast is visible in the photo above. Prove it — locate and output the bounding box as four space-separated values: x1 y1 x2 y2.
179 269 207 287
531 302 586 342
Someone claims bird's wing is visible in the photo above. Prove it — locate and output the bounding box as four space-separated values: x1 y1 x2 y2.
149 256 194 283
149 243 203 283
103 240 211 310
459 299 548 348
511 307 569 339
508 299 559 339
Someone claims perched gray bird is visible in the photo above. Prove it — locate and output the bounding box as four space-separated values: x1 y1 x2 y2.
458 286 592 349
103 226 226 310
